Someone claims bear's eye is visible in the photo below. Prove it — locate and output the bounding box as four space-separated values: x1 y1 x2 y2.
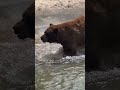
45 32 55 38
45 32 50 36
45 32 48 34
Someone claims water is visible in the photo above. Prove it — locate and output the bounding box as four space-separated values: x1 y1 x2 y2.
0 40 35 90
35 43 85 90
35 35 120 90
86 68 120 90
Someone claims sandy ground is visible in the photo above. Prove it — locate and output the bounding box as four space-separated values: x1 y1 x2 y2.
35 0 85 44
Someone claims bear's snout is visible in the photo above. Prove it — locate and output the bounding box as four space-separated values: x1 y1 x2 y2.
13 22 28 39
13 20 24 33
40 35 44 41
41 35 48 42
13 27 19 34
13 25 21 34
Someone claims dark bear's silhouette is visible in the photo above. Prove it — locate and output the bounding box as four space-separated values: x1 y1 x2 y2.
13 3 35 39
86 0 120 71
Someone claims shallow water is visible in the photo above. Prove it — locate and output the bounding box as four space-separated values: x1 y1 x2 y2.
35 43 85 90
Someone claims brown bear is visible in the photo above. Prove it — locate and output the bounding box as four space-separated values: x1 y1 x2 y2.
13 2 35 39
41 16 85 56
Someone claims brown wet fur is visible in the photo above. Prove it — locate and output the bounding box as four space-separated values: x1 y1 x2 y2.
41 16 85 56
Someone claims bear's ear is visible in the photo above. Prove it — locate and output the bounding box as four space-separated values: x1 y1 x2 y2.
50 23 53 26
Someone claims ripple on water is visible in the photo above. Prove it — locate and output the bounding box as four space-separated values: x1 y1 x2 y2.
35 43 85 90
35 65 85 90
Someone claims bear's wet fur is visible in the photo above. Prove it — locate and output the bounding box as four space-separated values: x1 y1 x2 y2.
41 16 85 56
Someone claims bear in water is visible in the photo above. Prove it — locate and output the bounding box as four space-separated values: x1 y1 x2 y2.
41 16 85 56
13 2 35 39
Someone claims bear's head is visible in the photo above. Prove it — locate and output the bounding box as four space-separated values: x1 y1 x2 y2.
41 24 59 43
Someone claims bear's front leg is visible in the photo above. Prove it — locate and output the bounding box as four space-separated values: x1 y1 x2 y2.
63 45 77 56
